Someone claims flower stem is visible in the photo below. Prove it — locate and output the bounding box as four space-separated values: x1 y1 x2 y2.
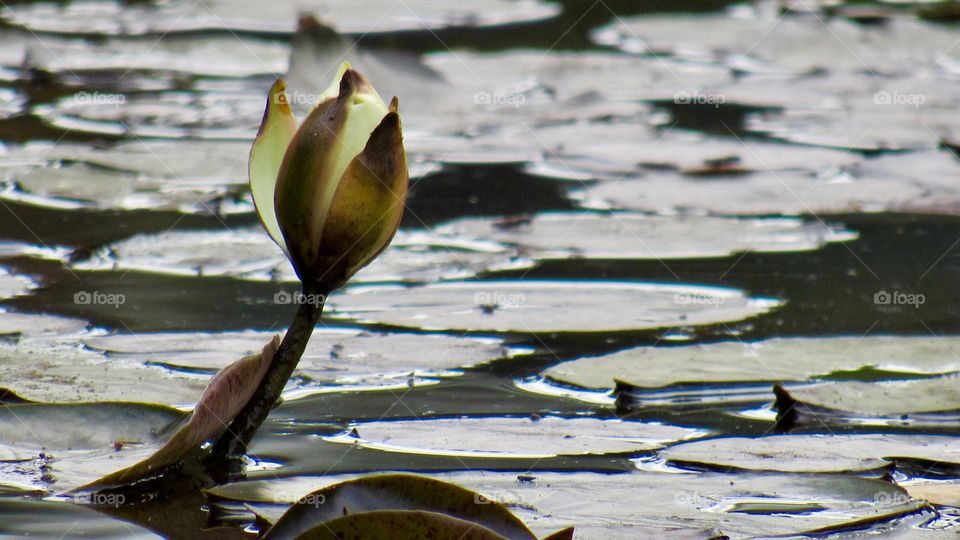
208 281 327 475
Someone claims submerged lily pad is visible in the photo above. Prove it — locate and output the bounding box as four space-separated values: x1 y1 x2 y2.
661 434 960 473
544 336 960 390
325 417 705 458
330 280 780 333
209 470 922 539
436 213 854 259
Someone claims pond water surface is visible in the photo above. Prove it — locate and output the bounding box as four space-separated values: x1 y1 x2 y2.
1 0 960 538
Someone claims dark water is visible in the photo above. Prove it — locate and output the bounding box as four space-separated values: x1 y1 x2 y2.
0 0 959 538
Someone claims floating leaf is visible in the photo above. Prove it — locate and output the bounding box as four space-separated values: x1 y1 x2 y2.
777 376 960 416
436 213 854 259
330 280 780 333
661 434 960 473
0 338 209 405
84 328 523 387
263 473 536 540
544 336 960 390
325 416 705 458
2 0 560 36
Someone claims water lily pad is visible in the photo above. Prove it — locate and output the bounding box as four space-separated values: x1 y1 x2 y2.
0 498 158 538
592 168 936 216
2 0 560 36
779 376 960 416
435 213 854 259
71 227 525 284
594 12 959 75
0 402 182 450
84 328 521 387
325 417 705 458
0 337 209 405
1 28 288 77
330 280 780 333
661 434 960 473
0 401 183 492
209 470 922 539
544 336 960 390
263 473 537 540
904 482 960 507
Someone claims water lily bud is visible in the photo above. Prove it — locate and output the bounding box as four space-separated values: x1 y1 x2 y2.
249 63 408 289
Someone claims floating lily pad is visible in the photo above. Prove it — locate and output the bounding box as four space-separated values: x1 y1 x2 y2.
209 470 922 539
519 121 863 180
594 12 959 75
0 401 182 492
263 474 538 540
0 29 288 77
778 376 960 416
330 280 781 333
71 227 525 284
84 328 522 387
661 434 960 473
904 482 960 507
0 402 182 451
435 213 855 259
591 168 939 216
0 338 209 405
325 417 705 458
0 498 158 538
544 336 960 390
2 0 560 36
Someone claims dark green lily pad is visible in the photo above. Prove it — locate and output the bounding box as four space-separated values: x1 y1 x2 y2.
263 473 536 540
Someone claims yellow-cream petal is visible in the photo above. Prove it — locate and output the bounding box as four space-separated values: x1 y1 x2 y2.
249 79 298 254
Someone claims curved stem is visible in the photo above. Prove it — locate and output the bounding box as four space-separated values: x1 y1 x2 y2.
208 281 328 473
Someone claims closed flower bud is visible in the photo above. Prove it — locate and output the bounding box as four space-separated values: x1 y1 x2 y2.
249 62 408 289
